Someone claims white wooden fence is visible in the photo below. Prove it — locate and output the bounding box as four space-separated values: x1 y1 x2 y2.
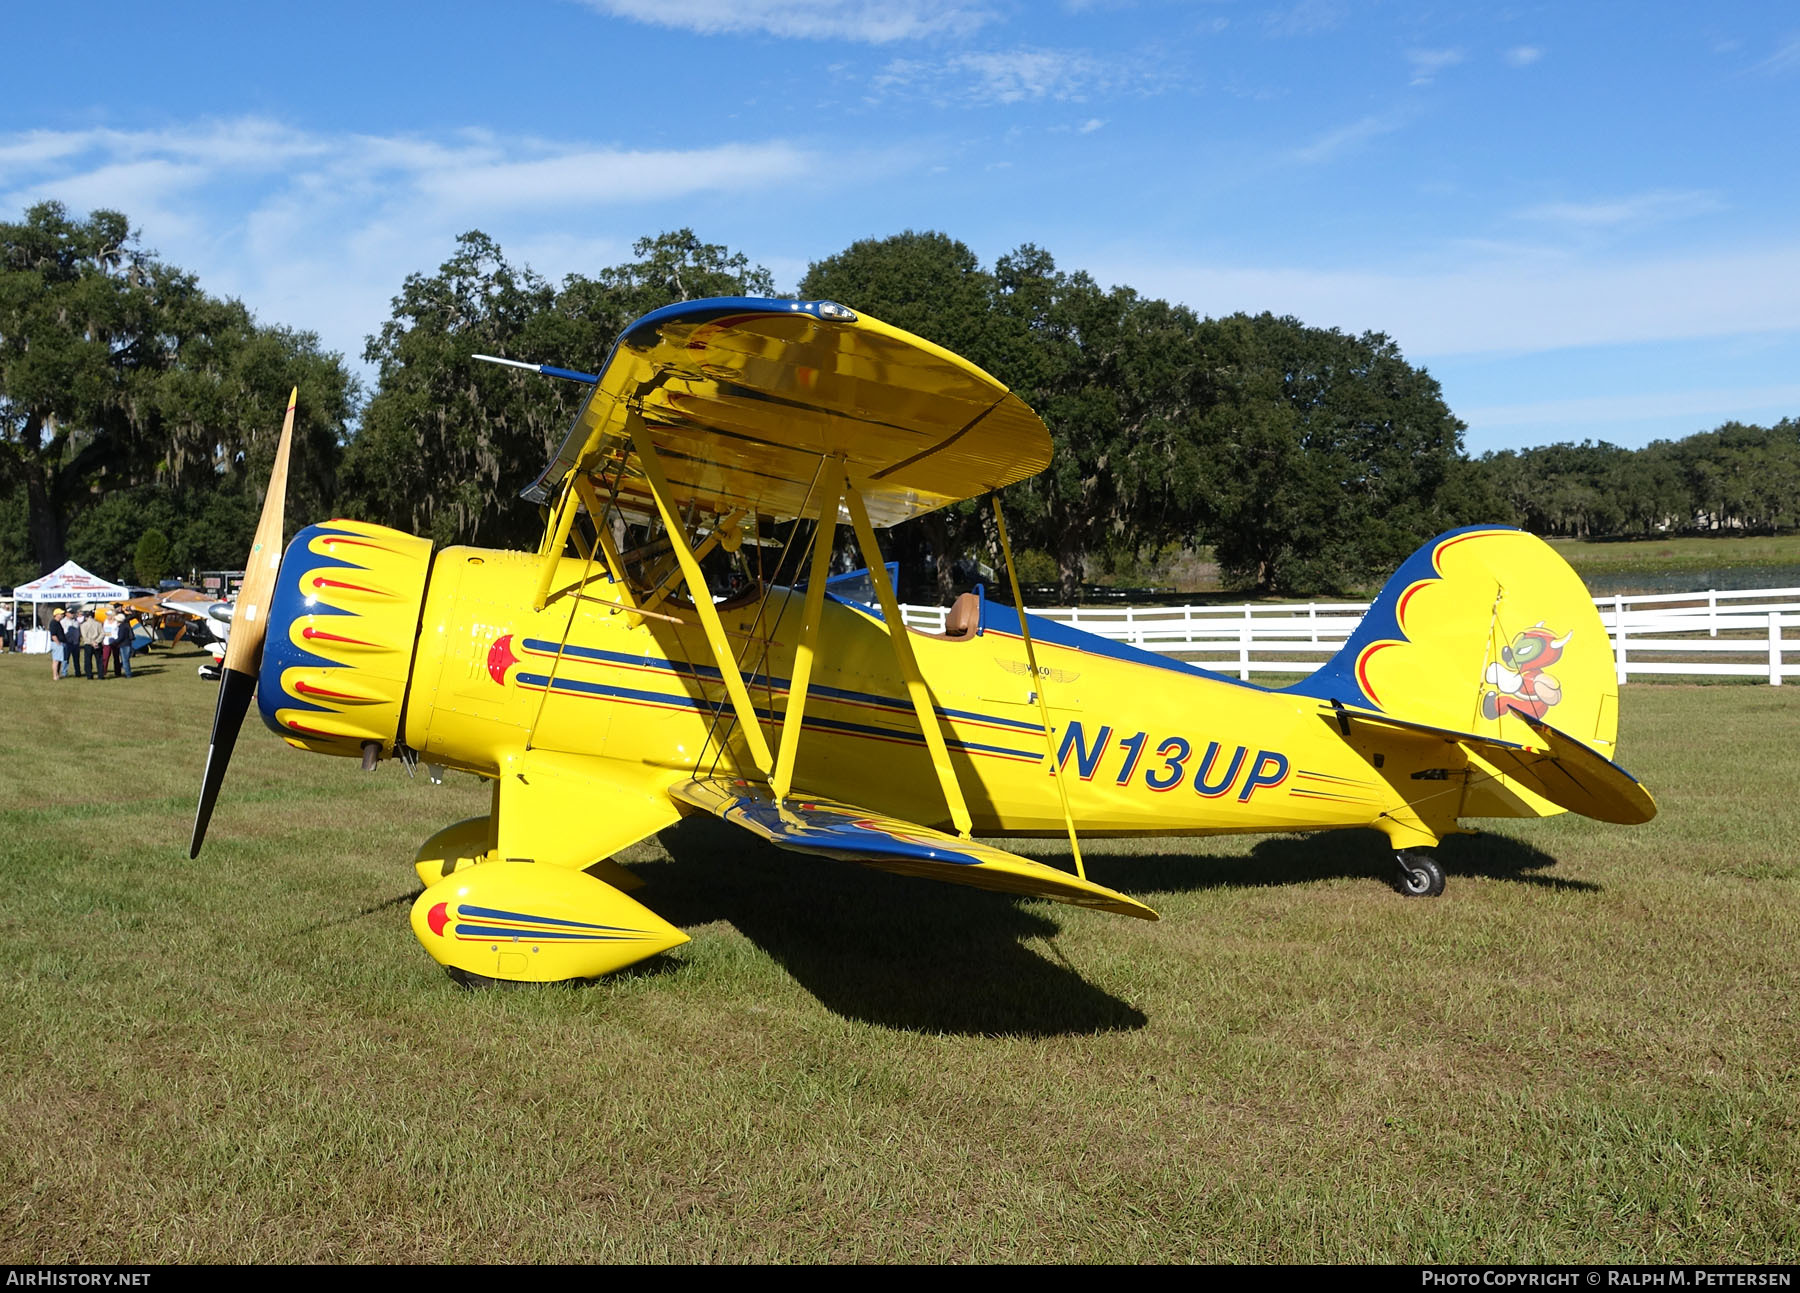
898 586 1800 686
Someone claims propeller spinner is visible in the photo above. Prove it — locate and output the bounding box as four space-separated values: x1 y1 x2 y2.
189 387 297 857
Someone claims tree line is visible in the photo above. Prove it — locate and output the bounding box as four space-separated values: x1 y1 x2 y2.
4 202 1794 602
1476 425 1800 539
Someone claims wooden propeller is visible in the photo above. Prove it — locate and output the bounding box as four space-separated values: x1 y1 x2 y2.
189 387 297 858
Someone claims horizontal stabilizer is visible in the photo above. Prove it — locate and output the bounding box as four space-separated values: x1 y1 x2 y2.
1329 706 1657 825
668 777 1158 921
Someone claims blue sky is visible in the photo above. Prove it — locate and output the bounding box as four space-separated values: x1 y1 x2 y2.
3 0 1796 454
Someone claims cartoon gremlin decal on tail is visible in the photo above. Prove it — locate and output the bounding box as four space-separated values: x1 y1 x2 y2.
1482 624 1571 720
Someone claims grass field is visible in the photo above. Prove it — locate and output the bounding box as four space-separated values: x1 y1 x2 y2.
1084 533 1800 599
1548 533 1800 575
1 644 1796 1262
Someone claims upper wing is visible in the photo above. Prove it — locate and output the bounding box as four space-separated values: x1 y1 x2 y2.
669 776 1158 921
521 298 1051 529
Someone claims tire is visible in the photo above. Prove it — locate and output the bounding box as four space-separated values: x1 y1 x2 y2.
1395 851 1446 898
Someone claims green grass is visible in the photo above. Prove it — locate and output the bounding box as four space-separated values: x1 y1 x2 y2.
1 646 1797 1261
1106 534 1800 602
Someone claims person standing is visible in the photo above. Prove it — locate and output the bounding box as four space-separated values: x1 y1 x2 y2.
80 610 102 679
100 608 119 678
49 610 66 680
116 608 135 678
62 610 82 678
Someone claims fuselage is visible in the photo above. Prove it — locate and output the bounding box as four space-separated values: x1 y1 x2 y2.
388 544 1403 840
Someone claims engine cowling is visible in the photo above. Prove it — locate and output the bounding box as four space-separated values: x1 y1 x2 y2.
258 520 435 760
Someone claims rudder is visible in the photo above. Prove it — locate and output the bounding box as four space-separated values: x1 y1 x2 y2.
1288 526 1622 760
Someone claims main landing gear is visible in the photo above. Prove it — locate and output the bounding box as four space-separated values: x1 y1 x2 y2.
1394 850 1446 898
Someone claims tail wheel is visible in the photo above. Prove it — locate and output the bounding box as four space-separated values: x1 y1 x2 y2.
1395 850 1446 898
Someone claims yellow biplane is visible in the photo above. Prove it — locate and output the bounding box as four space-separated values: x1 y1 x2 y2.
190 297 1656 984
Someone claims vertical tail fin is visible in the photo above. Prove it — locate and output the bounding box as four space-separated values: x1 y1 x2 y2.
1287 526 1621 759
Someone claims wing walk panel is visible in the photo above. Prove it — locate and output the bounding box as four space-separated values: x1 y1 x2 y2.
668 777 1159 921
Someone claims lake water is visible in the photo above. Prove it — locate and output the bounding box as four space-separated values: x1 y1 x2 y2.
1580 566 1800 597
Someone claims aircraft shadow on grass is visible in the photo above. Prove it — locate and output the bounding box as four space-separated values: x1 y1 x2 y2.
1077 827 1600 897
339 820 1592 1033
629 815 1150 1038
323 823 1143 1037
633 821 1594 1033
626 820 1588 1033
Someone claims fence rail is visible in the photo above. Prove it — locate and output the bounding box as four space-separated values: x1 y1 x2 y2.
898 586 1800 686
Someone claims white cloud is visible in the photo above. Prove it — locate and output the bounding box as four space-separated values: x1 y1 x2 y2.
1516 189 1723 230
1757 32 1800 74
578 0 994 43
0 119 326 190
13 159 211 224
1263 0 1346 38
414 144 812 211
1504 45 1542 67
1082 243 1800 359
0 130 116 176
871 47 1142 105
1406 47 1464 85
2 123 818 224
1079 117 1105 134
2 119 821 372
953 49 1106 103
1291 111 1411 163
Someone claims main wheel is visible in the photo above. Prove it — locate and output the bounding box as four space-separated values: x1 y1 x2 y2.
1395 851 1446 898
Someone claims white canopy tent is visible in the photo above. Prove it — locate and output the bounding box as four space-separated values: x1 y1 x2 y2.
8 562 133 651
14 561 132 607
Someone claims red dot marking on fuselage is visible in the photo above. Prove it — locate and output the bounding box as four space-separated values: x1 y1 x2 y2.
487 634 519 685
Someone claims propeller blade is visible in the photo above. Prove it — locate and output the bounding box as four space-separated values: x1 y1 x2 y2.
189 667 257 858
223 387 297 676
189 387 298 858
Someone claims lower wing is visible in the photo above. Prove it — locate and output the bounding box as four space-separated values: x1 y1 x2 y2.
669 777 1158 921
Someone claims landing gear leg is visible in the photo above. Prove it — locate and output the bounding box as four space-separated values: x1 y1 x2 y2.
1395 850 1446 898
